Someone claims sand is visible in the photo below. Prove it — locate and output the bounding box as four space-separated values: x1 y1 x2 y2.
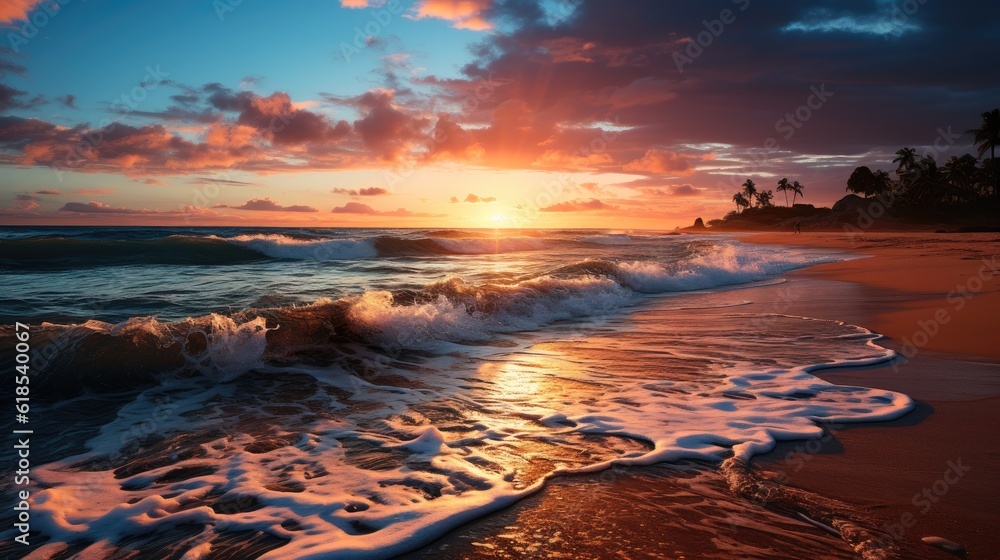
744 232 1000 359
744 232 1000 558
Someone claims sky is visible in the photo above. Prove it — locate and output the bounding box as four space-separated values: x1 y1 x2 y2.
0 0 997 228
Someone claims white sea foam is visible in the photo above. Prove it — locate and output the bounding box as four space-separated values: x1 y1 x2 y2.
617 242 844 293
25 317 913 560
343 242 848 349
346 275 632 349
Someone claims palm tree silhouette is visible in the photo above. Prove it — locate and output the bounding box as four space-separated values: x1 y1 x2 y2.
790 181 805 205
776 178 790 206
741 179 758 208
893 147 917 173
732 193 750 213
942 154 979 195
967 108 1000 197
907 155 951 204
757 190 774 207
872 169 892 196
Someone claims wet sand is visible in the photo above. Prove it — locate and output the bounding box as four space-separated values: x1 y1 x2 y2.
745 232 1000 558
400 232 1000 559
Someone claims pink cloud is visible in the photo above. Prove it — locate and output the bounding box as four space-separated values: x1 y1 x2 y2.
332 202 441 217
352 89 430 161
220 198 319 212
340 0 384 7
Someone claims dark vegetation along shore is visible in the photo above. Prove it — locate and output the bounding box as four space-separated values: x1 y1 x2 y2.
695 108 1000 232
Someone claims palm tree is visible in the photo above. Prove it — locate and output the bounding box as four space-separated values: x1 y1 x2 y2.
942 154 979 195
907 155 951 205
790 181 805 205
757 190 774 207
967 108 1000 197
732 193 750 213
741 179 758 208
776 178 790 206
873 169 893 197
892 147 917 174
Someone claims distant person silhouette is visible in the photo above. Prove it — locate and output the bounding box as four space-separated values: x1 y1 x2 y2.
794 221 802 234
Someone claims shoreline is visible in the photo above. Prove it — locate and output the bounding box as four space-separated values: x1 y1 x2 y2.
744 232 1000 557
400 231 999 559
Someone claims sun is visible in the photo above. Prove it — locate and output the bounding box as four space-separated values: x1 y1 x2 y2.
490 213 508 224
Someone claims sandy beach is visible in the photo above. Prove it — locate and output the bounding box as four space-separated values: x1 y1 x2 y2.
400 232 1000 559
745 232 1000 558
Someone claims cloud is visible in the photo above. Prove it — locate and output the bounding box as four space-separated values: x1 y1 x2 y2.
623 149 707 176
333 186 390 196
140 178 167 185
236 91 351 145
0 83 43 112
1 197 39 214
71 188 117 196
119 105 221 124
35 189 61 195
539 198 615 212
533 149 615 171
427 115 484 160
188 177 259 186
57 94 77 109
332 202 438 217
340 0 386 7
4 0 999 210
221 198 319 212
0 0 45 23
783 7 921 37
59 201 150 214
461 193 496 203
606 77 677 108
669 184 702 196
410 0 494 30
352 89 430 160
57 201 218 216
15 194 36 201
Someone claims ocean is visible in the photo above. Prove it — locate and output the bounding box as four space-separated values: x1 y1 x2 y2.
0 227 917 559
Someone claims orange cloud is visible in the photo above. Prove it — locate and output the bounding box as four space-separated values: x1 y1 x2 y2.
411 0 493 30
534 149 615 171
333 187 391 196
459 193 496 203
539 198 616 212
0 0 44 23
623 149 711 176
